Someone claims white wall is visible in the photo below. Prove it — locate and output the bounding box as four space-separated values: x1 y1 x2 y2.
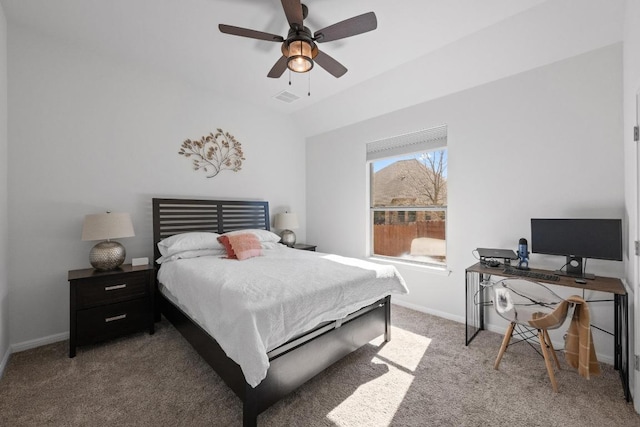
623 0 640 410
6 24 306 349
0 2 9 373
307 44 624 362
293 0 624 138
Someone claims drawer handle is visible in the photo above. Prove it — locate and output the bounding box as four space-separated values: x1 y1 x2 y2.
105 284 127 291
105 314 127 323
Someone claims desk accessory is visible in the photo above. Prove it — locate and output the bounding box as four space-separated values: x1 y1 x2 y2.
81 211 135 270
477 248 517 267
502 266 559 281
517 238 529 270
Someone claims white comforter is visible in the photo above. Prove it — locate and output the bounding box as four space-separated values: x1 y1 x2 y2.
157 246 408 387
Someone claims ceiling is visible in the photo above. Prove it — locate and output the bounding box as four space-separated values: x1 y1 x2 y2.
1 0 549 114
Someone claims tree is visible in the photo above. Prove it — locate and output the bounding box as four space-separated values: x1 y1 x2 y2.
419 150 447 206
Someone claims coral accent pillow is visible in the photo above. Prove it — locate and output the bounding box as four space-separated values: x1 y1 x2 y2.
218 233 262 260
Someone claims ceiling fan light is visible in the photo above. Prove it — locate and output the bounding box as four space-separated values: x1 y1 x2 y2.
288 56 313 73
287 40 313 73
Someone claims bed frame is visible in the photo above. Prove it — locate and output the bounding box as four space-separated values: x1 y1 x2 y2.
152 198 392 427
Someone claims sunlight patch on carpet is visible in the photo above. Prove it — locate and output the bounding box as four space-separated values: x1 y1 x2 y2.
374 327 431 371
326 327 431 426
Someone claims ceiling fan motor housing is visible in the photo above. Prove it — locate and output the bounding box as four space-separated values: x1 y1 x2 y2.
282 27 318 57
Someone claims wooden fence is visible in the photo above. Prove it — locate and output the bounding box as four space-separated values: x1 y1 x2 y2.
373 221 445 257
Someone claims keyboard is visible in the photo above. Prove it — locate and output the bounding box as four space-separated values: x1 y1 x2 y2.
502 267 560 281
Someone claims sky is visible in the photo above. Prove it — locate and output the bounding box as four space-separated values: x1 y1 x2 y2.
372 151 448 176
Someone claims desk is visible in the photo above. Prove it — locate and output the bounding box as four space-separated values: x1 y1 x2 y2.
465 262 629 401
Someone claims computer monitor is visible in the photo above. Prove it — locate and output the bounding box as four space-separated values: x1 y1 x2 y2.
530 218 622 279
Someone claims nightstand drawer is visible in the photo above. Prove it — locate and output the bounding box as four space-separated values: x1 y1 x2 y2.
76 298 149 345
75 271 149 309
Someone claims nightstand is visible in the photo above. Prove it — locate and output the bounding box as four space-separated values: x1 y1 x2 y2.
68 264 155 357
292 243 317 251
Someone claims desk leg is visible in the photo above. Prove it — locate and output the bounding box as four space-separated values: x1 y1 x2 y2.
614 294 621 370
465 270 485 346
465 270 469 345
479 274 486 330
615 293 630 402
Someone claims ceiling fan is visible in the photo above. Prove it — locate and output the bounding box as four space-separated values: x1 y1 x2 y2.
219 0 377 78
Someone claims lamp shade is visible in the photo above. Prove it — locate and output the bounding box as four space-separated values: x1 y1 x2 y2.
287 40 314 73
81 212 135 241
274 212 299 230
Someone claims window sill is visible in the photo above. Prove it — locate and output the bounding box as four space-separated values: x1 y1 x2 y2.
366 256 451 276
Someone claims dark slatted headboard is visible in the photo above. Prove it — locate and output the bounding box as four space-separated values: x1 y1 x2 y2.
152 198 270 264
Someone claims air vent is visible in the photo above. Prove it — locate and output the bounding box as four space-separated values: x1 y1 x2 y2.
273 90 300 103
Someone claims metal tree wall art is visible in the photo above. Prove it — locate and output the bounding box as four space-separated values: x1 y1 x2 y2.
178 129 245 178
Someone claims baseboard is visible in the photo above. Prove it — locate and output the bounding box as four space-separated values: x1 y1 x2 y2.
392 300 465 324
0 345 10 379
10 331 69 353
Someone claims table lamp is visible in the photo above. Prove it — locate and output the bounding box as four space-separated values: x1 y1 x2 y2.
81 211 135 270
274 212 299 247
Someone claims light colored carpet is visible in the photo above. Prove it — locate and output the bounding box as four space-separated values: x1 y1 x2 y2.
0 305 638 426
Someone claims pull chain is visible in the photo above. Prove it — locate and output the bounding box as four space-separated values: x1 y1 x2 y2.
288 69 291 86
308 71 311 96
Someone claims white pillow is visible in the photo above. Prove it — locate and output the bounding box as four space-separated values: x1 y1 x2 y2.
156 248 226 264
260 241 285 250
222 229 281 243
158 232 223 256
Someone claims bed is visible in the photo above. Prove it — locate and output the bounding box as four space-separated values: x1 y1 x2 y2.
152 198 407 426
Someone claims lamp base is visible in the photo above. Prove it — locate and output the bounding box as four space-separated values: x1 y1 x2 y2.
89 240 126 271
280 230 296 247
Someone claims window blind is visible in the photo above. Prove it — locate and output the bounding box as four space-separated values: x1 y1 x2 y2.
366 125 447 161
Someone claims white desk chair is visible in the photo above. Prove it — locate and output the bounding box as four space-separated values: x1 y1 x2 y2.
489 278 571 392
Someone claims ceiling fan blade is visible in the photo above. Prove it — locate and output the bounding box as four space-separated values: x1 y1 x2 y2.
281 0 303 28
314 50 347 78
219 24 284 42
314 12 377 43
267 56 289 78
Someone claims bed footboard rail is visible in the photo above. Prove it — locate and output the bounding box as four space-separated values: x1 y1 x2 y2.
243 295 392 426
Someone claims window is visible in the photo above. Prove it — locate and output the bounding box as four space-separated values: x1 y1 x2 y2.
367 126 448 267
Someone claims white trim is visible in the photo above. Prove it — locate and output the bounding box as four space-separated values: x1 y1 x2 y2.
366 125 448 161
392 299 462 323
368 256 451 276
10 331 68 353
0 345 10 379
